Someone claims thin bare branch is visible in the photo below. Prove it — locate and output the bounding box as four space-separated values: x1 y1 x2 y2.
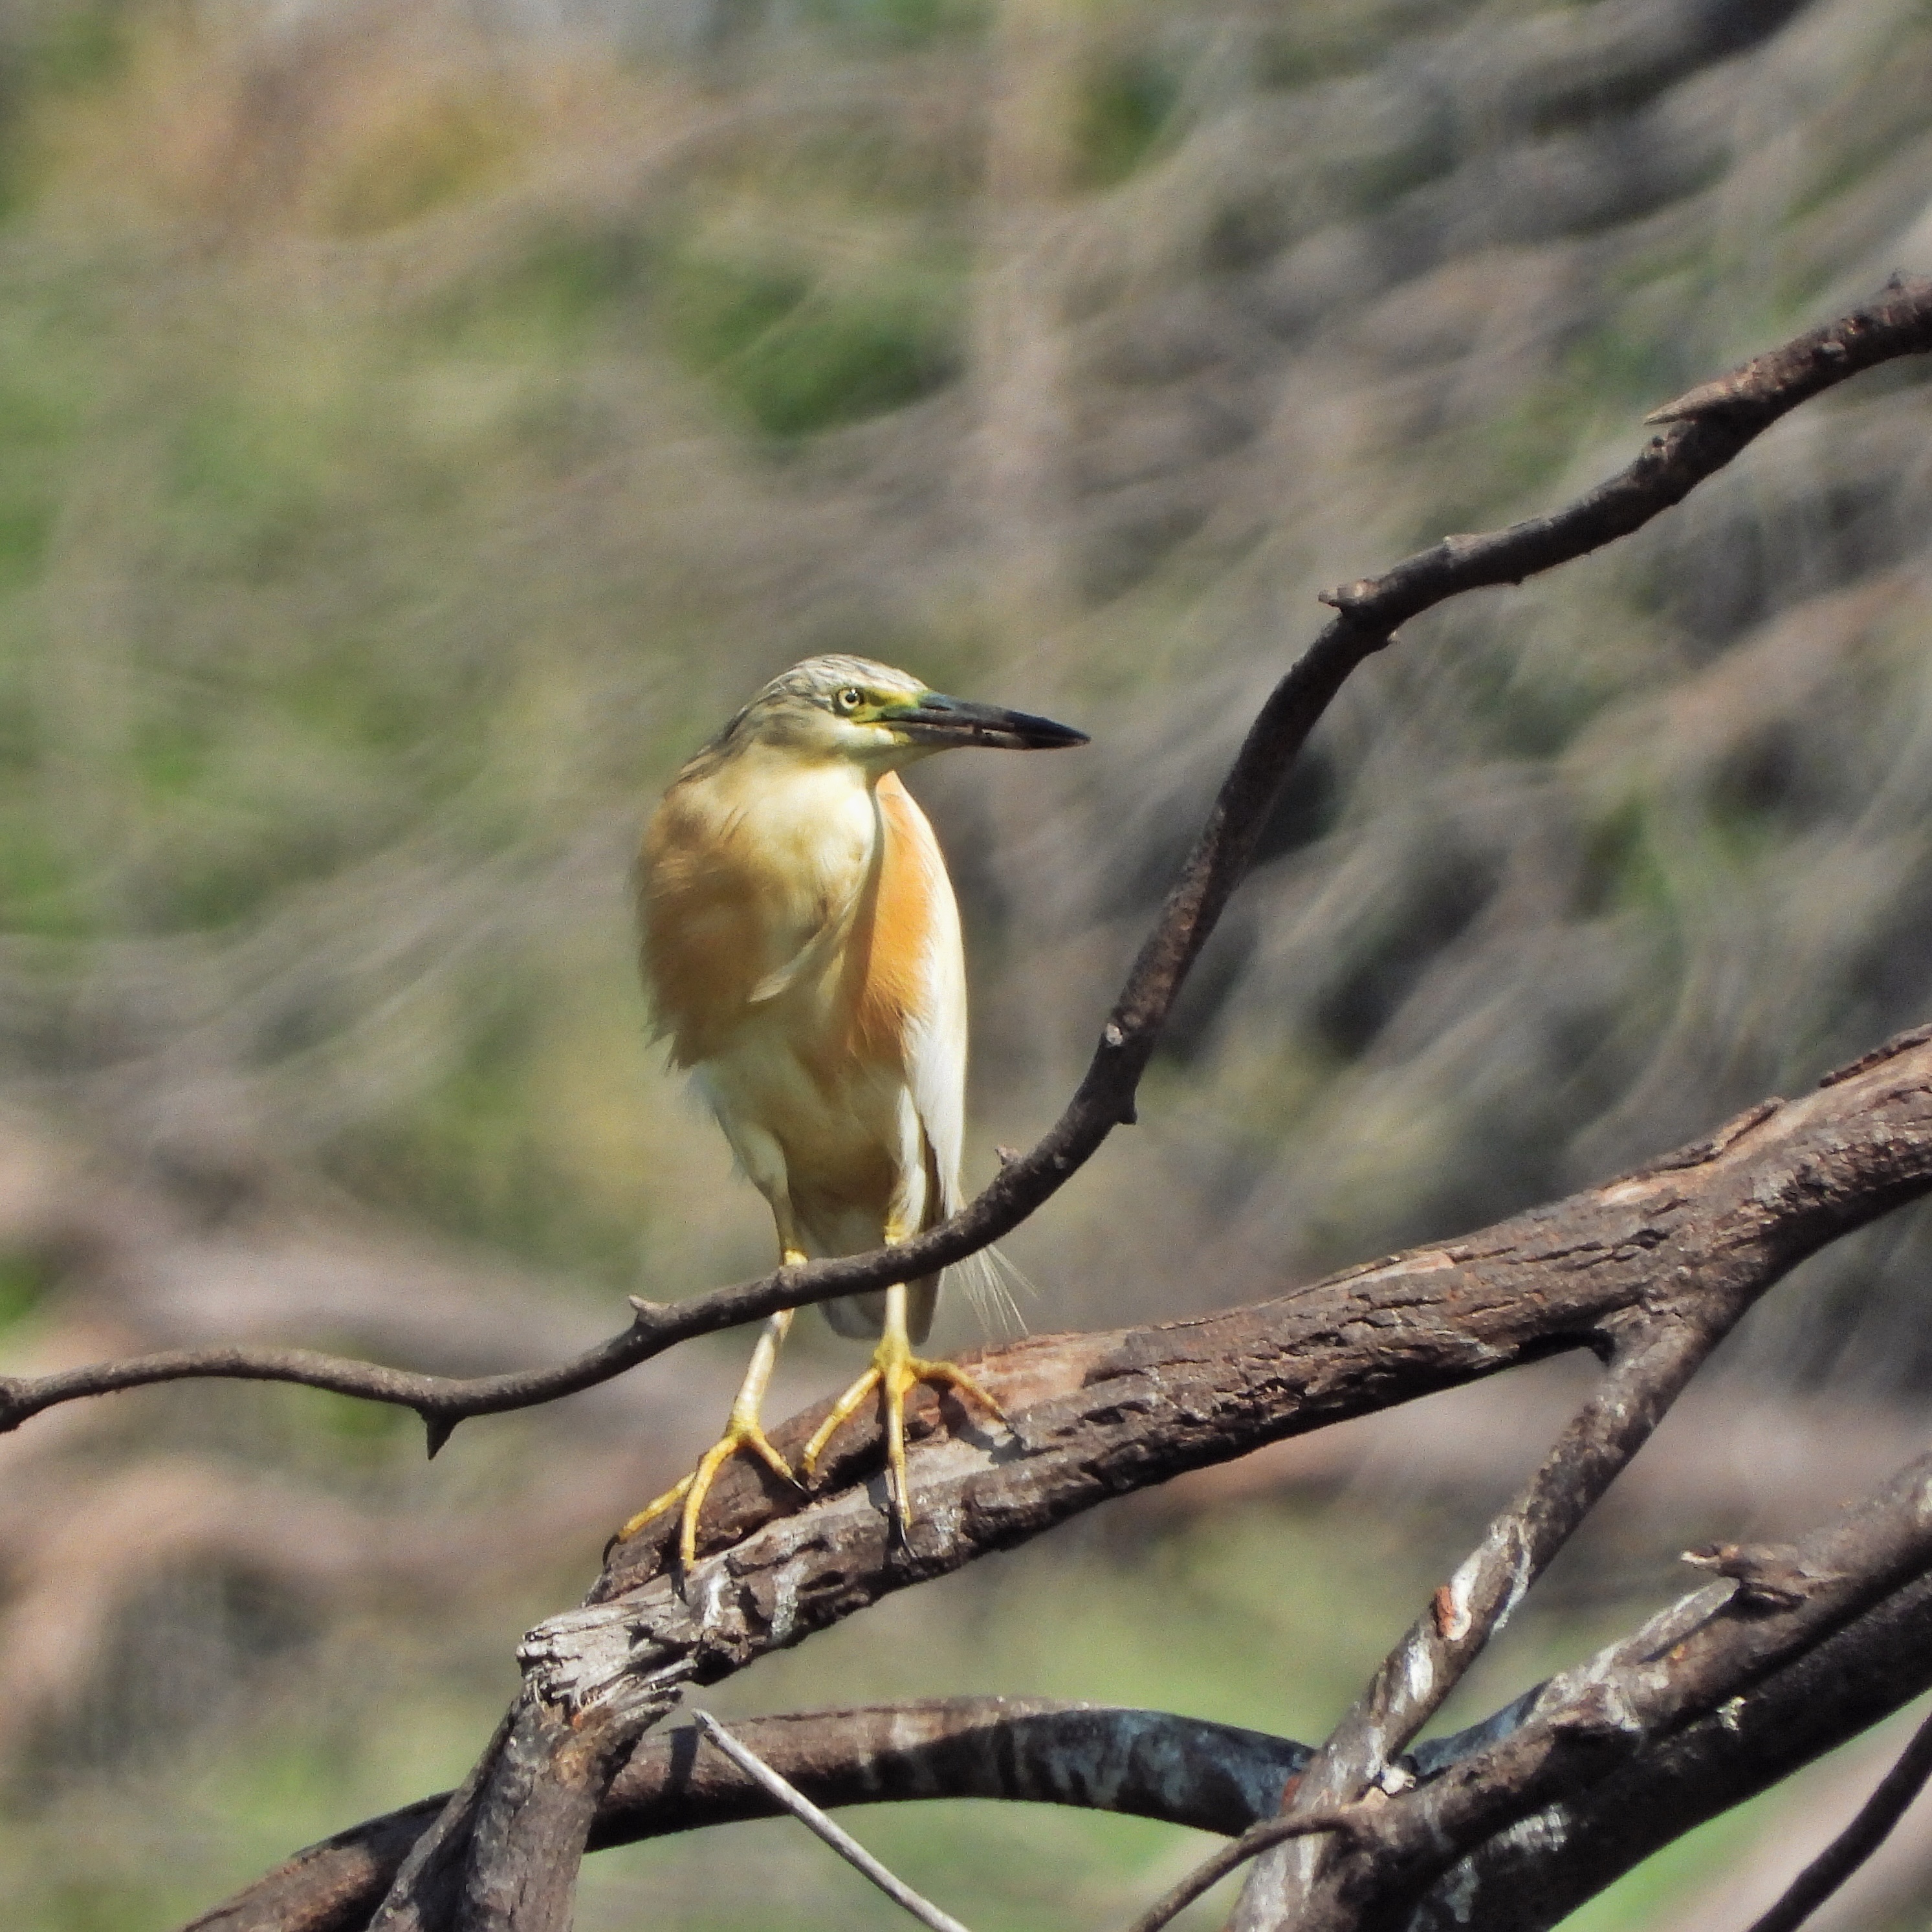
1123 1806 1379 1932
692 1712 978 1932
1740 1701 1932 1932
1232 1312 1731 1929
8 276 1932 1451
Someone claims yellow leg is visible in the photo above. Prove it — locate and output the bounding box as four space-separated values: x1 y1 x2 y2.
617 1297 800 1568
800 1280 1006 1541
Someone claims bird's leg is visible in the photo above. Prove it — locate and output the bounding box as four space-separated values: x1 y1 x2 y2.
800 1277 1006 1542
617 1291 802 1569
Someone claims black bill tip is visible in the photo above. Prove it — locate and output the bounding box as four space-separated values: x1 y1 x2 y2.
890 692 1090 751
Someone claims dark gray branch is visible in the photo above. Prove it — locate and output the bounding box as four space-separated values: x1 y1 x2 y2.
11 275 1932 1453
185 1700 1312 1932
1271 1437 1932 1932
1742 1702 1932 1932
1231 1313 1731 1930
1400 1564 1932 1932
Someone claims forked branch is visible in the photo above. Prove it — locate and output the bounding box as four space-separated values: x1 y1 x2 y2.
1233 1313 1736 1928
185 1024 1932 1930
1150 1432 1932 1932
195 1406 1932 1932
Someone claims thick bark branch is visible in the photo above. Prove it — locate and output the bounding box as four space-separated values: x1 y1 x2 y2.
452 1686 663 1932
365 1710 516 1932
1232 1313 1729 1930
364 1674 684 1932
597 1036 1932 1595
1281 1437 1932 1932
10 276 1931 1454
1400 1566 1932 1932
186 1700 1312 1932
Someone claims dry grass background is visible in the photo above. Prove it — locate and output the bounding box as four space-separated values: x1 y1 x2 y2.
4 0 1932 1924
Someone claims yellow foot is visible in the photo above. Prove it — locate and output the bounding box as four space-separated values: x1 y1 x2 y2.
617 1415 798 1570
800 1339 1006 1541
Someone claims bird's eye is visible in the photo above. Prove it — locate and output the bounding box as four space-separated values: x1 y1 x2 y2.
835 687 865 714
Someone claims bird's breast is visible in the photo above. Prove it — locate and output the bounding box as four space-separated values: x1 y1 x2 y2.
638 752 938 1082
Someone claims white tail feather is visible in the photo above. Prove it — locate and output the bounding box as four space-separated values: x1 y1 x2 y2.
945 1242 1033 1339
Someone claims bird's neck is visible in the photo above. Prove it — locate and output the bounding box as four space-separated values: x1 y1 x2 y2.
723 741 902 808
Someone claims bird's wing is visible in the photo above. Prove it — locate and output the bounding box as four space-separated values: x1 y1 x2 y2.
745 881 862 1005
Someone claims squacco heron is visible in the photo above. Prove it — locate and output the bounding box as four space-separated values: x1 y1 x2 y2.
619 655 1086 1564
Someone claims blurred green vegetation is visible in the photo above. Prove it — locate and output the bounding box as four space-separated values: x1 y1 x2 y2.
0 0 1926 1926
664 243 965 437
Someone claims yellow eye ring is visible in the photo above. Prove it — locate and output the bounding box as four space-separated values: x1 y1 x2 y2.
835 686 865 714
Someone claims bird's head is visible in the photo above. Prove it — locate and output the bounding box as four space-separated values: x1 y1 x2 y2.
720 655 1088 769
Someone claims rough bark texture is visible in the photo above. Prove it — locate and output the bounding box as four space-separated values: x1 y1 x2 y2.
188 1028 1932 1932
194 1491 1932 1932
452 1695 613 1932
1401 1567 1932 1932
596 1037 1932 1600
1277 1441 1932 1932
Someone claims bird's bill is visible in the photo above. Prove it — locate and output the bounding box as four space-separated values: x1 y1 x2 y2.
883 692 1089 751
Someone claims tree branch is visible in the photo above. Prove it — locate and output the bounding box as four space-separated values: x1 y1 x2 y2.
186 1700 1310 1932
1258 1436 1932 1932
10 275 1932 1454
596 1037 1932 1592
1737 1701 1932 1932
188 1542 1932 1932
368 1033 1930 1931
1399 1564 1932 1932
1126 1807 1379 1932
1230 1312 1734 1930
366 1663 690 1932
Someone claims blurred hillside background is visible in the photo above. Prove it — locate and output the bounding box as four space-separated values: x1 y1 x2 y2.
3 0 1932 1925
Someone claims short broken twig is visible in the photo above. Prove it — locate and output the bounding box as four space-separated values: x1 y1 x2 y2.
692 1711 977 1932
